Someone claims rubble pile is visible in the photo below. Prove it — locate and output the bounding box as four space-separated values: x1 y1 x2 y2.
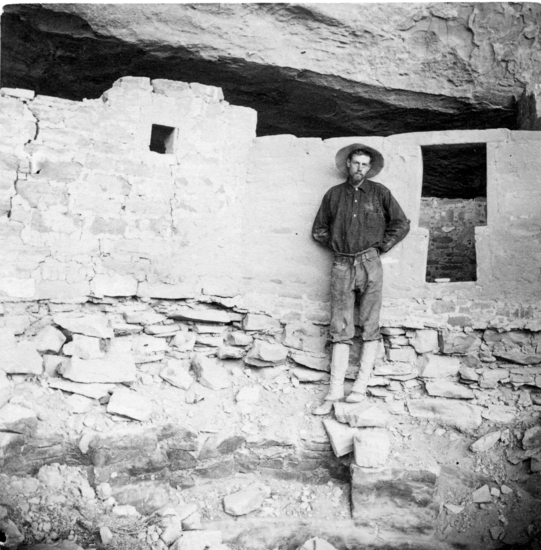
0 296 540 549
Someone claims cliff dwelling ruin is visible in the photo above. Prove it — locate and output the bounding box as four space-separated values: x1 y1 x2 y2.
1 3 541 550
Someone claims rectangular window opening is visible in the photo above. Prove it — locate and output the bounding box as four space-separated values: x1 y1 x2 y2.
149 124 176 154
419 143 487 283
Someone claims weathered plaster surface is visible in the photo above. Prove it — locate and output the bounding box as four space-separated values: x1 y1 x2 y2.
1 78 541 332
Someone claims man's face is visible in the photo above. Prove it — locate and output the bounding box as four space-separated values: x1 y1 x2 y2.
347 154 372 184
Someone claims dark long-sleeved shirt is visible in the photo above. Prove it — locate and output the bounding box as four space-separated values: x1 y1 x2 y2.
312 180 410 255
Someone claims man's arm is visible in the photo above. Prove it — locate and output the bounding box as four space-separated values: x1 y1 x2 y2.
312 192 333 248
379 190 410 253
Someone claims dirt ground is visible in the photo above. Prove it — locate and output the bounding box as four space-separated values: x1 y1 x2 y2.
2 365 541 550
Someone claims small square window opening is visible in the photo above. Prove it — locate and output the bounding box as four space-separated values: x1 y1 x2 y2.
149 124 176 154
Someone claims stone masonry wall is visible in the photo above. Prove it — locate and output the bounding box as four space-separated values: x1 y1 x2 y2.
420 197 487 283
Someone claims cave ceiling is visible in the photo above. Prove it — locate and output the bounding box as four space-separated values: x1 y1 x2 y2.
1 3 540 143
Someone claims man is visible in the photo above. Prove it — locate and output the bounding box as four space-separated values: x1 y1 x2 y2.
312 143 410 415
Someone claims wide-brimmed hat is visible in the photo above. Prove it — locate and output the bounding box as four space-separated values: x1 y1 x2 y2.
335 143 384 178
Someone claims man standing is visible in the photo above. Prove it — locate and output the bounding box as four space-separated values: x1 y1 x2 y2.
312 143 410 415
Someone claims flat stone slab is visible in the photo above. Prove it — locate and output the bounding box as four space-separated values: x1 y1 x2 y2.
410 330 439 354
59 354 136 384
226 331 254 346
407 398 482 432
48 378 115 399
471 431 501 453
53 314 114 338
290 352 329 372
523 426 541 450
166 307 230 324
63 334 104 360
441 332 481 355
418 355 461 378
242 313 281 331
1 339 43 375
245 340 288 366
353 428 390 468
351 465 439 535
480 406 516 424
223 483 271 516
0 403 38 435
425 380 475 399
323 418 358 457
291 367 329 383
334 401 390 428
107 388 153 421
191 354 230 390
34 325 66 354
160 361 194 390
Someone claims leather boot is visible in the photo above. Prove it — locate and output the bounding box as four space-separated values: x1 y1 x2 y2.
312 343 350 415
345 340 379 403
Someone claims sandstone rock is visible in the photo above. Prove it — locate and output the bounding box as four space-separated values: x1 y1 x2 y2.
167 307 230 324
410 330 439 354
236 386 260 404
385 346 417 363
242 313 281 331
145 324 180 337
91 273 138 297
226 331 253 347
100 526 114 545
113 481 178 515
170 531 222 550
290 352 329 372
244 340 288 367
0 403 38 435
48 378 115 399
472 484 492 503
522 426 541 450
43 355 69 377
492 345 541 365
1 337 43 375
125 311 167 325
191 354 230 390
333 401 390 428
283 321 327 354
199 433 245 460
459 365 478 382
35 325 67 354
425 380 475 399
479 369 509 389
170 331 197 352
223 483 271 516
181 512 202 531
444 503 464 514
194 324 226 334
132 333 169 355
351 466 439 534
0 518 24 548
380 328 405 336
373 362 412 376
195 334 223 347
63 334 104 360
53 314 113 338
296 538 338 550
323 418 357 457
441 332 481 355
217 346 246 360
471 431 501 453
160 515 183 546
480 405 516 425
60 353 136 383
66 393 95 414
353 428 390 468
112 322 143 336
107 388 153 421
418 355 460 378
291 367 329 383
160 360 194 390
175 503 198 522
407 399 482 431
113 505 140 516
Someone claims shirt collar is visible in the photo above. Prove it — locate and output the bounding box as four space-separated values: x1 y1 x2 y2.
345 179 371 194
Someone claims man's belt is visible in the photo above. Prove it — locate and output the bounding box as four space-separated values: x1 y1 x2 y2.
334 247 379 263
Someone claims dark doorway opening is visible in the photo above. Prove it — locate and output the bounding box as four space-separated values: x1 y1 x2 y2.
420 143 487 283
